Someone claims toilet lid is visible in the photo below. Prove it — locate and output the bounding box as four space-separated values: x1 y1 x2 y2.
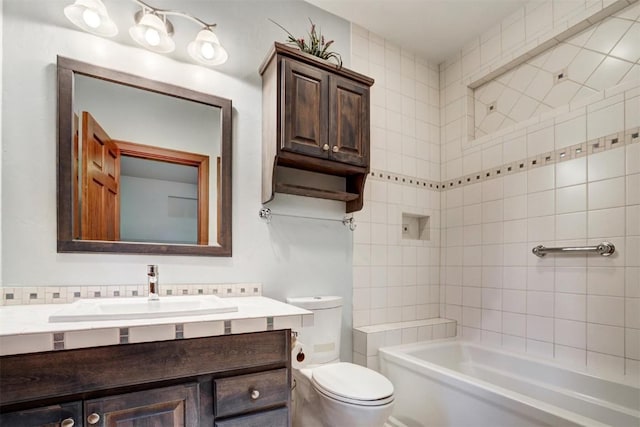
311 362 394 404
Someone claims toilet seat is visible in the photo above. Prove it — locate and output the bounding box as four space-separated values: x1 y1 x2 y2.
310 362 394 407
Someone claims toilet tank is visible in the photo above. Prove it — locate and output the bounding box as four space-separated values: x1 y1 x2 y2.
286 296 342 364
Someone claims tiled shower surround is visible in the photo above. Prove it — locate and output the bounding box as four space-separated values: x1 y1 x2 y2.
353 0 640 378
350 25 442 329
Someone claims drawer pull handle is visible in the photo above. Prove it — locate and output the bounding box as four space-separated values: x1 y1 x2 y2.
87 413 100 425
250 389 260 400
332 145 339 153
322 144 330 151
61 418 75 427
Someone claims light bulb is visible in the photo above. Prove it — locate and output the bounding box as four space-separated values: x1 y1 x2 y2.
200 42 215 60
64 0 117 36
82 8 101 28
145 28 160 46
187 29 228 66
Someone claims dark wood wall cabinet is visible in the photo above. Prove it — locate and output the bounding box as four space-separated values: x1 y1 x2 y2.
260 42 374 213
0 330 291 427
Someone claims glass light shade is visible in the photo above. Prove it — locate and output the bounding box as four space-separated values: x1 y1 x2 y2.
63 0 118 37
129 12 175 53
187 29 228 66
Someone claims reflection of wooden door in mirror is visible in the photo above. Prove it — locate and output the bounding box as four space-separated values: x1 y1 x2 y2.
73 113 80 239
81 112 120 241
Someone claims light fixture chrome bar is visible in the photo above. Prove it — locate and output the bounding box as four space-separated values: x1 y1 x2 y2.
258 208 356 231
65 0 228 66
532 242 615 257
133 0 217 28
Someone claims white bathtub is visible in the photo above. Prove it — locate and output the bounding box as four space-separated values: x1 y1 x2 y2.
379 339 640 427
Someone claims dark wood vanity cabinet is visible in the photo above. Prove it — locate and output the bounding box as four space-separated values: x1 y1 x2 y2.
84 383 200 426
0 330 291 427
0 402 82 427
260 42 374 213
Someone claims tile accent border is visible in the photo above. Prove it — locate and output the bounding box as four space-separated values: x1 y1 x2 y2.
119 328 129 344
369 127 639 192
0 312 312 356
53 332 65 350
0 283 263 306
368 170 443 190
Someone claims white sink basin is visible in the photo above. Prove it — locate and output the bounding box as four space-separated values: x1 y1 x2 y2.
49 296 238 322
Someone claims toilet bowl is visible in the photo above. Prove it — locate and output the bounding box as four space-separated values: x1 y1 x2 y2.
287 296 395 427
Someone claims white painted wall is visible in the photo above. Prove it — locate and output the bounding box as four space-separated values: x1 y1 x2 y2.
120 176 198 244
0 0 3 288
74 74 221 156
1 0 354 358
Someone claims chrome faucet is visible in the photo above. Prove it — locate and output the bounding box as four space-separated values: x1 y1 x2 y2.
147 265 159 301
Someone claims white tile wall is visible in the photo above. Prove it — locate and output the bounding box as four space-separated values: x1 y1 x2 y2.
351 25 441 328
473 1 640 136
348 0 640 379
436 0 640 378
353 318 456 371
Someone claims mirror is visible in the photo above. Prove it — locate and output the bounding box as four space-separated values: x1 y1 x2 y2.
57 56 232 256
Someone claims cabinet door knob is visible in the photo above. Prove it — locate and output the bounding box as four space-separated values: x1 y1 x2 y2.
332 145 339 153
87 413 100 425
250 389 260 400
322 144 330 151
61 418 75 427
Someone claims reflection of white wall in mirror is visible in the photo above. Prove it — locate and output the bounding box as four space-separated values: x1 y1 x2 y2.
120 176 198 244
73 74 220 245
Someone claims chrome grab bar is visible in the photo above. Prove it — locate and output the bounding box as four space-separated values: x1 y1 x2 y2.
532 242 615 257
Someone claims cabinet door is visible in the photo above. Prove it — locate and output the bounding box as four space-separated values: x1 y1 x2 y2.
214 407 288 427
282 58 329 158
328 75 369 167
84 383 198 427
0 402 82 427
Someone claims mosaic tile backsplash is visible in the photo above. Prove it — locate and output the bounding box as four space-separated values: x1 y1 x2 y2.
474 6 640 137
1 283 262 306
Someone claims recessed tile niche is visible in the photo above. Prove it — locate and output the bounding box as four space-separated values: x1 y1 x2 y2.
473 7 639 138
401 213 430 241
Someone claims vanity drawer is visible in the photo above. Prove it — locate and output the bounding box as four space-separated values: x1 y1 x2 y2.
214 368 288 418
214 406 288 427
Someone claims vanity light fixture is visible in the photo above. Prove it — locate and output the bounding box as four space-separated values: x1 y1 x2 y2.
64 0 118 37
63 0 228 66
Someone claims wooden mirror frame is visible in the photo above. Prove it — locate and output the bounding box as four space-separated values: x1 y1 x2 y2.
57 56 232 256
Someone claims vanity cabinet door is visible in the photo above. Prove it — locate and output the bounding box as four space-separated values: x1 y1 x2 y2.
84 383 198 427
0 401 83 427
281 58 329 159
214 407 288 427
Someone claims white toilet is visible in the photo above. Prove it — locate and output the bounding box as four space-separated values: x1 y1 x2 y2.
287 296 395 427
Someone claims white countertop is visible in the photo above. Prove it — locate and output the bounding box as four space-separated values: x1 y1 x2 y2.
0 296 312 356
